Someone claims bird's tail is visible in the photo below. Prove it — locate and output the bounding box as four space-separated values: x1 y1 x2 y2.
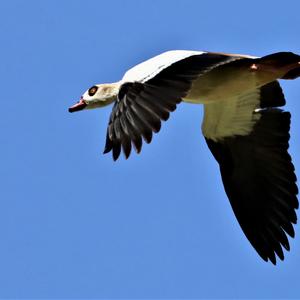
281 66 300 80
260 52 300 80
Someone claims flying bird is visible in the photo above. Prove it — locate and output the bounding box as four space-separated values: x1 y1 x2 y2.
69 50 300 264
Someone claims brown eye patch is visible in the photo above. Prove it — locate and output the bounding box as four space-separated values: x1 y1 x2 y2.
88 86 98 96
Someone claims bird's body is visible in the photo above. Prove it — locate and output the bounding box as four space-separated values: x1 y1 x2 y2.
69 50 300 264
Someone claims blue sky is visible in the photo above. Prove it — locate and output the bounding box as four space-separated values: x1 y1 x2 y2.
1 0 300 298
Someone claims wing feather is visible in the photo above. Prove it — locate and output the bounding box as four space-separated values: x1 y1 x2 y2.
105 53 239 160
205 108 298 264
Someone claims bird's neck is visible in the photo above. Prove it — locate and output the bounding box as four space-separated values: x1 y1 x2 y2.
101 82 120 104
89 82 121 109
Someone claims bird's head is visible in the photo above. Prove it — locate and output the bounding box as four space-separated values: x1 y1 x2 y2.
68 83 120 113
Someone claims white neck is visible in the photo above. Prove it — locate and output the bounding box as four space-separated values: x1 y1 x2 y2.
87 82 121 109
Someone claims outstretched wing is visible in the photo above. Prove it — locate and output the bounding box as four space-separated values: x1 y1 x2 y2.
204 82 298 264
104 52 241 160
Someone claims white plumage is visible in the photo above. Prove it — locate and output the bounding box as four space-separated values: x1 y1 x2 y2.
122 50 204 83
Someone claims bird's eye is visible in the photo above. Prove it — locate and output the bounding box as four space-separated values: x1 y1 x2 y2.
88 86 98 96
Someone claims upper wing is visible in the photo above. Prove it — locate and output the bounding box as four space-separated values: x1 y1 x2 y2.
122 50 205 83
104 52 241 160
203 82 298 264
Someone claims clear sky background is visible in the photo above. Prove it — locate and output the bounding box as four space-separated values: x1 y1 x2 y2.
1 0 300 298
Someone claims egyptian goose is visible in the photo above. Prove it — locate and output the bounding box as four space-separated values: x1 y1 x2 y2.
69 50 300 264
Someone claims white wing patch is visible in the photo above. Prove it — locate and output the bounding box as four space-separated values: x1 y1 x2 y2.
202 89 262 141
122 50 205 83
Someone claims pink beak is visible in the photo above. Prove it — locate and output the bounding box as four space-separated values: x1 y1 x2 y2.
68 98 87 113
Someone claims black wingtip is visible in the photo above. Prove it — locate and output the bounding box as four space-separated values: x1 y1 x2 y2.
124 151 130 160
282 241 290 251
283 223 295 238
132 136 143 154
103 134 113 155
267 251 277 265
112 144 121 161
103 148 110 154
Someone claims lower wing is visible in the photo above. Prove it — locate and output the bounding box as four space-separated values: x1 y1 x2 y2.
202 81 298 264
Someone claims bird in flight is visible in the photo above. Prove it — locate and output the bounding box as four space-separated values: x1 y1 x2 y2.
69 50 300 264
